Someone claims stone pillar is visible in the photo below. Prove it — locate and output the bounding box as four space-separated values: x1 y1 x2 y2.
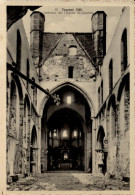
116 86 129 179
7 72 13 176
115 103 121 178
26 112 31 174
87 131 92 172
19 101 24 174
84 131 87 172
124 88 130 177
84 124 92 172
92 117 96 174
106 111 110 173
37 117 41 173
44 126 48 172
41 120 48 172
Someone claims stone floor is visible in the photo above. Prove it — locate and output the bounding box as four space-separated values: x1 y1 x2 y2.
7 171 130 191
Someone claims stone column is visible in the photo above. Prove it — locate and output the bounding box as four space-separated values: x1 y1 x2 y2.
26 112 31 174
92 117 96 174
84 124 92 172
84 131 87 172
41 121 48 172
124 88 130 177
115 103 120 177
44 125 48 172
19 101 24 175
41 129 45 172
87 131 92 172
37 116 42 173
106 111 110 173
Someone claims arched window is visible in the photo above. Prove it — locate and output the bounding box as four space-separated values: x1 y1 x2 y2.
23 96 30 149
101 81 103 104
69 45 77 56
109 59 113 93
73 129 77 138
27 59 30 89
30 126 38 173
63 129 68 138
68 66 74 78
53 129 57 138
16 30 21 70
98 87 100 108
121 29 127 74
33 87 37 107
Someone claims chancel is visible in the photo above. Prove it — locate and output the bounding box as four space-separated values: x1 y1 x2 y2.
45 92 87 171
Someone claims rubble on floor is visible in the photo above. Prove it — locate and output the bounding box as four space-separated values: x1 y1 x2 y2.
7 172 130 191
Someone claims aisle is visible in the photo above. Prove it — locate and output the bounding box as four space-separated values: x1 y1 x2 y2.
8 172 129 191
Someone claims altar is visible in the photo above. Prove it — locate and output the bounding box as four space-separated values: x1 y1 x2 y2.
58 162 72 170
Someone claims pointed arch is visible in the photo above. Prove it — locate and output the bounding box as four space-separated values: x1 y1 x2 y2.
97 126 105 148
11 74 23 100
101 80 103 104
107 94 117 142
107 94 116 111
121 28 128 74
117 73 129 101
31 125 37 147
109 59 113 93
16 30 22 71
30 125 38 173
39 81 95 117
26 59 30 89
23 94 31 148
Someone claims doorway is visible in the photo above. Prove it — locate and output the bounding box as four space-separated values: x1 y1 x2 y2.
30 126 38 173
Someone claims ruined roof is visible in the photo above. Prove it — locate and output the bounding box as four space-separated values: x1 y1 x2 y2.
41 32 95 66
42 33 63 63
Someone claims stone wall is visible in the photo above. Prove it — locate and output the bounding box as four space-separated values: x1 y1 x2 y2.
41 34 95 81
7 17 41 180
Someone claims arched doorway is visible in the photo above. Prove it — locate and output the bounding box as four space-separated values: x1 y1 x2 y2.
96 126 107 174
41 85 93 172
7 76 23 176
30 126 38 173
107 95 117 176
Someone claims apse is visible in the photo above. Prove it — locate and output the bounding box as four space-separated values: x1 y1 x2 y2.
47 108 84 171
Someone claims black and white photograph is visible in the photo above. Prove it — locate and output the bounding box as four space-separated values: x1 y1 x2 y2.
4 4 131 192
